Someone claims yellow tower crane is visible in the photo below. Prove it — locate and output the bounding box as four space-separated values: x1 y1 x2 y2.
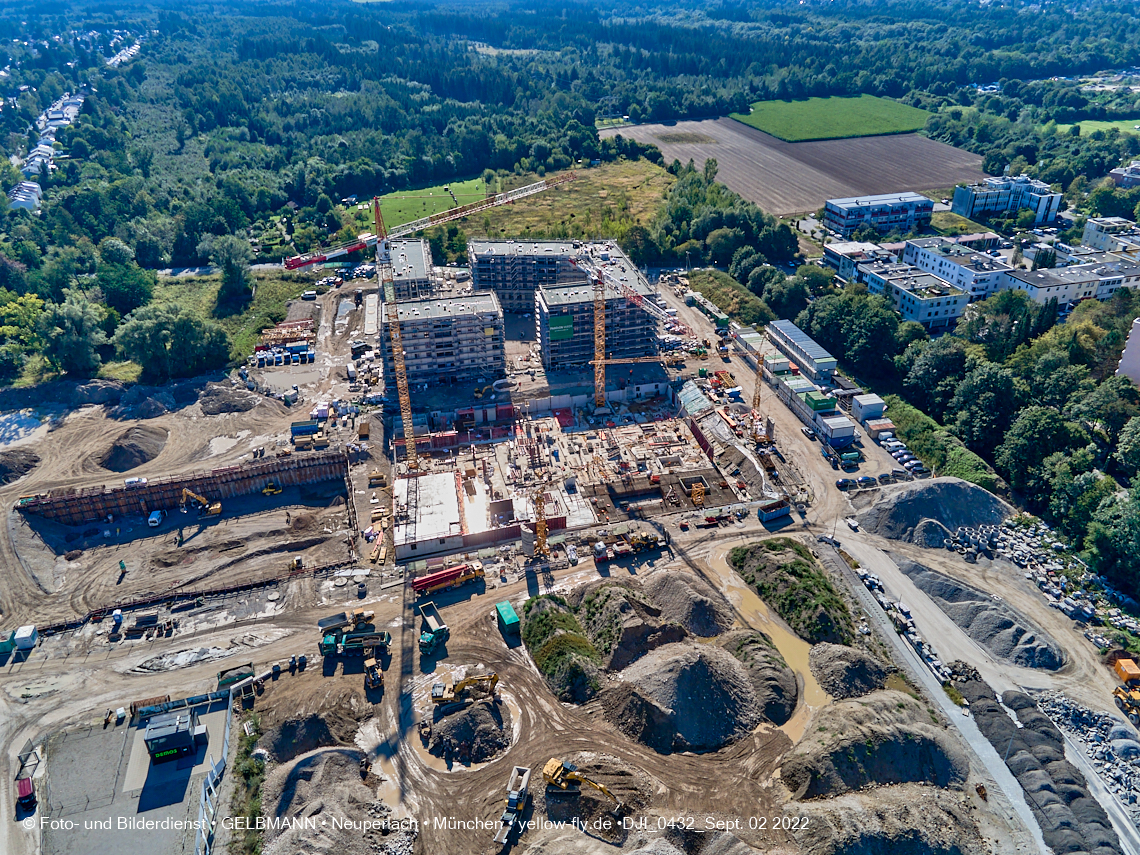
532 487 551 557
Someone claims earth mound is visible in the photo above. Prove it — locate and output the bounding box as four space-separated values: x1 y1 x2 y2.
720 630 798 725
539 752 654 844
642 570 734 636
573 581 686 670
99 425 168 472
809 643 893 699
780 690 968 799
897 558 1064 670
0 448 39 483
856 477 1012 546
200 383 259 415
264 713 337 763
605 642 762 752
429 699 511 763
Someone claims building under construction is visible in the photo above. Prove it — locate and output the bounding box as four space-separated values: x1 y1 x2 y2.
379 292 506 386
389 239 436 301
536 278 658 369
467 240 582 311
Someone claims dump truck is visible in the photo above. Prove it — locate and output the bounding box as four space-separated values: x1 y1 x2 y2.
364 657 383 689
317 610 373 634
493 766 531 845
217 662 255 689
418 600 449 655
431 673 498 705
542 758 625 816
411 562 484 597
1114 657 1140 686
496 600 520 639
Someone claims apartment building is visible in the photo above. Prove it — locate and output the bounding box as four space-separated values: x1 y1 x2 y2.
951 174 1062 225
857 260 968 330
822 192 933 238
1082 217 1140 258
387 239 436 301
535 279 658 370
379 292 506 386
1004 259 1140 307
821 241 895 281
1110 161 1140 189
467 240 582 311
903 237 1012 301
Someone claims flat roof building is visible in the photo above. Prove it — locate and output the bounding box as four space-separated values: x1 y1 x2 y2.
144 709 202 763
1117 318 1140 387
765 319 837 384
822 192 933 238
536 277 658 370
1004 259 1140 307
858 260 968 330
387 239 435 300
467 240 582 312
952 174 1061 225
822 241 895 282
903 237 1012 301
1082 217 1140 258
1110 161 1140 189
380 292 505 386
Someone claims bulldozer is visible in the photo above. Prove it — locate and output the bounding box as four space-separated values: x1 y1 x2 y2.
364 657 383 690
262 481 282 495
542 758 625 817
180 487 221 517
431 673 498 705
1113 685 1140 725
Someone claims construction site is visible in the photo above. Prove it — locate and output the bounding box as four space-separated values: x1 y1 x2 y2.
3 173 1140 855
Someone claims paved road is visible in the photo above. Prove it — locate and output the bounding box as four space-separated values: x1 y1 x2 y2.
824 541 1049 853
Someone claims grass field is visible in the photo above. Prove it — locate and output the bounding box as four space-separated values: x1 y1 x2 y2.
729 95 931 142
1057 118 1140 136
932 211 988 236
344 176 494 231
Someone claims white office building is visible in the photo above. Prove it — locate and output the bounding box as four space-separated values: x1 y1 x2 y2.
903 237 1012 301
951 174 1062 225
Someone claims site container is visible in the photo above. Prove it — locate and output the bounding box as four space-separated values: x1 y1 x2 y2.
0 630 14 653
13 625 37 650
1115 658 1140 685
496 601 520 637
290 419 320 437
757 499 792 522
805 391 834 412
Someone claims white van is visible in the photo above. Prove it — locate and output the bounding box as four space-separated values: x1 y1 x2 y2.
147 510 165 527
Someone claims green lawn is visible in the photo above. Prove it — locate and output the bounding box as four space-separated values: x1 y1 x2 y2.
344 177 494 231
931 211 988 236
730 95 931 142
1057 118 1140 136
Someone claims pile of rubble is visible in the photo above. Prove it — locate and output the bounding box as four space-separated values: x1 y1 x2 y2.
1036 690 1140 822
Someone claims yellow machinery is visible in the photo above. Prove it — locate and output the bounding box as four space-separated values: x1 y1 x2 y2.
691 482 705 506
288 556 303 572
432 673 499 705
473 385 492 399
364 657 383 690
1114 686 1140 725
180 487 221 517
532 489 550 558
262 481 282 495
542 758 625 815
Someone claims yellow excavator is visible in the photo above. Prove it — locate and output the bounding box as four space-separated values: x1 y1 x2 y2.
180 487 221 517
431 673 498 705
542 758 625 816
262 481 282 495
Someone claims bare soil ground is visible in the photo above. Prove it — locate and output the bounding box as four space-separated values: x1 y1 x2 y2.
601 118 986 216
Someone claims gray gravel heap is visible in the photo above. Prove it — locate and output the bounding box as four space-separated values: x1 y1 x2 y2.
857 477 1012 545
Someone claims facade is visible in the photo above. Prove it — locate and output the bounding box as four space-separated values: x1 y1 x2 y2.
821 241 894 281
1082 217 1140 258
467 240 582 311
822 192 933 238
1004 259 1140 307
6 181 42 212
380 292 506 385
536 279 658 369
1110 161 1140 189
857 260 968 330
952 175 1062 225
765 319 838 385
144 710 201 763
903 237 1012 301
851 394 885 423
1117 319 1140 387
387 239 436 300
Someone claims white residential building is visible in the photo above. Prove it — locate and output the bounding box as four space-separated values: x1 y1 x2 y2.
952 174 1062 224
1082 217 1140 258
1118 319 1140 386
857 260 968 330
1003 259 1140 307
903 237 1012 301
6 181 42 212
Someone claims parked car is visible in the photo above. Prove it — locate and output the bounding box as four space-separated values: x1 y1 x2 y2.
903 459 923 470
896 453 917 464
817 535 841 547
890 448 910 458
891 468 910 480
856 476 877 488
835 478 855 490
878 473 893 484
801 426 816 440
913 468 932 478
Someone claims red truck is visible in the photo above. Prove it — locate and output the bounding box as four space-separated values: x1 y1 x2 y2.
16 777 36 812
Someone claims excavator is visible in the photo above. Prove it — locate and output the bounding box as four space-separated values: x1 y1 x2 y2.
431 673 498 705
179 487 221 517
542 758 625 817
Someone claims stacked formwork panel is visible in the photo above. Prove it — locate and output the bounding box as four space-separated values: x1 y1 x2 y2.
16 452 348 526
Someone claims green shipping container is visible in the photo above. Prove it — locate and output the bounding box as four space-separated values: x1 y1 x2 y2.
805 391 834 412
495 601 520 635
0 630 13 654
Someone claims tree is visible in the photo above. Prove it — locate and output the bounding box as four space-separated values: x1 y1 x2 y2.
1068 375 1140 443
705 227 744 266
198 235 253 312
764 276 808 319
95 263 155 316
114 303 231 382
1015 208 1037 230
949 361 1019 456
995 406 1085 500
0 293 44 351
793 264 835 297
747 265 784 298
903 336 970 422
97 237 135 267
37 290 107 377
703 157 718 184
1115 415 1140 479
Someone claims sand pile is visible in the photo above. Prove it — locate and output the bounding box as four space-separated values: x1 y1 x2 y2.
720 630 798 725
0 448 39 483
781 690 968 799
809 643 892 699
856 477 1012 546
199 382 259 415
642 570 733 637
960 680 1121 855
99 425 168 471
429 699 511 763
574 581 686 671
897 559 1064 670
604 642 762 752
264 713 337 763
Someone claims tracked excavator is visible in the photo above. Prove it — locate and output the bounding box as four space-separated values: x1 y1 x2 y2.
431 673 499 705
542 758 625 817
179 487 221 517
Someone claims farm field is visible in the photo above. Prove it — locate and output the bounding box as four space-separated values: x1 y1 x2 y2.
730 95 931 142
602 117 986 216
1057 118 1140 136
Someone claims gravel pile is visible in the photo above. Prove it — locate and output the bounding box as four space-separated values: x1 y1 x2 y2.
897 559 1064 670
604 642 762 752
642 570 733 637
781 690 968 800
808 643 892 699
958 679 1122 855
856 477 1012 546
574 581 686 671
1037 691 1140 823
98 425 168 472
429 699 512 763
0 448 39 483
720 630 798 725
265 713 338 762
